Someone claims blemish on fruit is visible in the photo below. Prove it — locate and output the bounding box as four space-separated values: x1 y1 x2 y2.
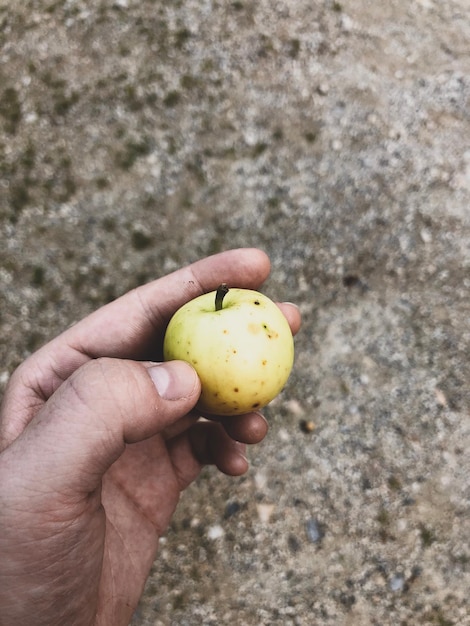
262 323 278 339
262 359 267 365
234 387 239 393
254 300 260 305
252 402 260 408
248 322 261 334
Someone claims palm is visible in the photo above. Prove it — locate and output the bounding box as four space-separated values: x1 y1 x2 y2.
94 434 197 625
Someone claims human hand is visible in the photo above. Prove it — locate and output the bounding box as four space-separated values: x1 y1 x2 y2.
0 248 301 626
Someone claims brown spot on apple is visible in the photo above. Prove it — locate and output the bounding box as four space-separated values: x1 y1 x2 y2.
262 323 279 339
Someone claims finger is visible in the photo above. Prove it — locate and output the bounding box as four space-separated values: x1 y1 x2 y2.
161 409 268 447
1 359 201 494
30 247 270 370
167 421 249 492
188 422 249 476
277 302 302 336
163 412 266 487
210 412 269 444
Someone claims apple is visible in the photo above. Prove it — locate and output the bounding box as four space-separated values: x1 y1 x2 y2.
163 284 295 416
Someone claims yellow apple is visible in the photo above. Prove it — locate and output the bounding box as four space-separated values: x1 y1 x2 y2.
163 285 295 416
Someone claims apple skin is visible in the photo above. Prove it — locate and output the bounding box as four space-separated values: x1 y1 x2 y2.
163 287 294 416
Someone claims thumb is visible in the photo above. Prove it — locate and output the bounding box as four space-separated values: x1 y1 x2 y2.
2 358 200 495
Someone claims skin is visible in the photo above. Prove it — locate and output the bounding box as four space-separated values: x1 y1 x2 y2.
0 248 301 626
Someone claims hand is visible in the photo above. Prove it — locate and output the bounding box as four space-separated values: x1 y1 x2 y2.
0 248 301 626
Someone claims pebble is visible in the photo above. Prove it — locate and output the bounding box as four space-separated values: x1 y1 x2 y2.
278 427 290 442
434 388 448 408
207 525 225 540
285 398 305 417
254 470 268 490
224 501 242 519
420 229 433 243
256 503 275 523
305 518 324 543
300 420 316 434
389 573 406 592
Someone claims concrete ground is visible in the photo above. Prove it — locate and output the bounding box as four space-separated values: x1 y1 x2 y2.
1 0 469 624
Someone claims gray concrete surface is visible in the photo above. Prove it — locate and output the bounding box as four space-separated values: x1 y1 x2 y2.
1 0 469 624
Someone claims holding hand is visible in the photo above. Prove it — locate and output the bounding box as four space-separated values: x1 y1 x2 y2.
0 248 301 626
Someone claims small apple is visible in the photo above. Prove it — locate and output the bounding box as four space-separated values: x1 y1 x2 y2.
163 284 295 416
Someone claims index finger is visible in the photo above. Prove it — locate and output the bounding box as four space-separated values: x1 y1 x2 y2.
15 249 272 397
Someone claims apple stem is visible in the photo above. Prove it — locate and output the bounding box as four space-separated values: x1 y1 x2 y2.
215 283 229 311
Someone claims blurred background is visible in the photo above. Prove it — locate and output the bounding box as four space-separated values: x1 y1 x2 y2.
1 1 469 624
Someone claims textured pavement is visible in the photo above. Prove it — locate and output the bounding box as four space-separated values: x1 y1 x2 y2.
1 1 469 624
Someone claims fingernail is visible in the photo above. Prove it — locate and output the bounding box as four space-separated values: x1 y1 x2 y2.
148 362 198 401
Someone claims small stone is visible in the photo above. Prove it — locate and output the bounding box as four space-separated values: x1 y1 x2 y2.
278 427 290 442
341 15 354 32
305 518 324 543
389 573 405 592
25 112 38 124
256 503 275 523
300 419 316 433
420 229 432 243
434 388 448 407
254 470 268 489
285 398 305 417
207 524 225 540
224 501 242 519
